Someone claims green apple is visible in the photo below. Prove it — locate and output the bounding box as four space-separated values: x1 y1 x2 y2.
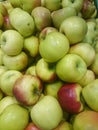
73 110 98 130
31 6 52 32
41 0 61 12
35 58 57 82
39 31 69 63
3 51 28 71
24 35 39 57
2 0 13 14
25 65 37 76
69 42 96 67
0 30 24 56
60 16 88 45
0 96 18 115
30 95 63 130
9 8 35 37
0 13 4 28
61 0 83 13
51 6 77 29
0 70 23 96
56 54 87 83
82 79 98 111
0 48 4 65
0 104 29 130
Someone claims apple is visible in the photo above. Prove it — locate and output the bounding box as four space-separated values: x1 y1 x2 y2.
0 104 29 130
51 6 77 29
69 42 96 67
24 35 39 57
0 65 8 77
61 0 84 13
58 83 84 114
39 31 69 63
73 110 98 130
60 16 88 45
41 0 61 12
31 6 52 32
8 0 21 8
0 70 23 96
35 58 57 82
0 2 8 16
3 51 28 71
9 7 35 37
0 12 4 28
3 15 13 30
13 74 43 106
25 65 37 76
0 96 19 115
56 54 87 83
82 79 98 111
30 95 63 130
0 30 24 56
0 48 4 65
25 122 41 130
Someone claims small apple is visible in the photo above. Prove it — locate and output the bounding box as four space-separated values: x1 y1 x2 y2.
3 51 28 71
25 122 41 130
58 83 84 114
30 95 63 130
39 31 69 63
9 8 35 37
25 65 37 76
35 58 57 82
0 30 24 56
13 74 43 106
73 110 98 130
60 16 87 45
0 104 29 130
0 70 23 96
56 54 87 83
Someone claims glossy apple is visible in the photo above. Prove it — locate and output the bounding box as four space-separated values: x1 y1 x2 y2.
58 83 83 114
60 16 87 45
0 104 29 130
0 30 24 56
25 122 41 130
13 74 43 106
0 70 23 96
39 31 69 63
30 95 63 130
56 54 87 83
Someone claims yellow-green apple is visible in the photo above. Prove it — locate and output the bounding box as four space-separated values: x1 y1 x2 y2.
77 69 95 87
56 54 87 83
0 48 4 65
13 74 43 106
0 13 4 28
3 51 28 71
0 70 23 96
51 7 77 29
35 58 57 82
60 16 87 45
25 65 37 76
0 104 29 130
58 83 84 114
30 95 63 130
73 110 98 130
61 0 83 13
69 42 96 67
31 7 52 32
23 35 39 57
44 80 63 98
25 122 41 130
0 96 18 115
39 31 69 63
82 79 98 111
9 8 35 37
41 0 61 12
0 30 24 56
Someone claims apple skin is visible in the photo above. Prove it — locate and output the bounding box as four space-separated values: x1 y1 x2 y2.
35 58 57 82
60 16 87 45
30 95 63 130
25 122 41 130
69 42 96 67
0 12 4 28
0 2 8 16
58 83 83 114
0 70 23 96
0 48 4 65
31 6 52 32
0 30 24 56
39 31 69 63
0 104 29 130
56 54 87 83
73 110 98 130
0 65 8 77
13 74 43 106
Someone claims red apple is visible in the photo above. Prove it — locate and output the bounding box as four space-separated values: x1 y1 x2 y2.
25 122 41 130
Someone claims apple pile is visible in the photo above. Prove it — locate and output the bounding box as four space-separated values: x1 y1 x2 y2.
0 0 98 130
